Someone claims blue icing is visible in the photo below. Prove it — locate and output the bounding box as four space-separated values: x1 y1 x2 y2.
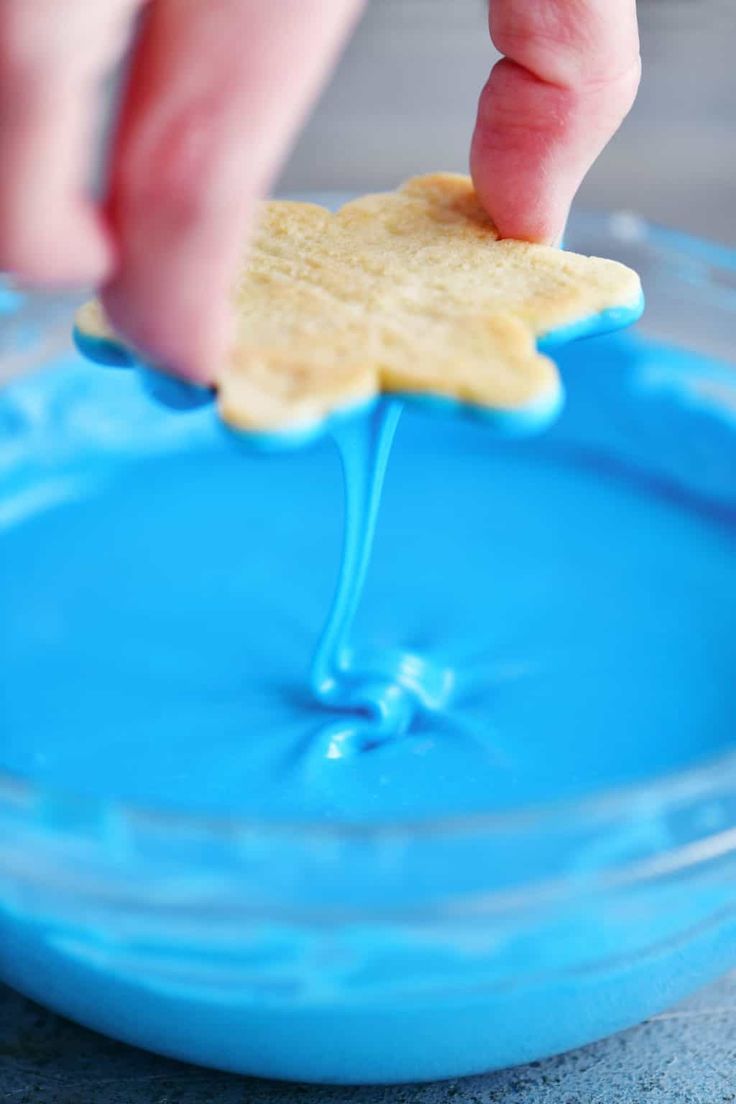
72 292 643 443
138 367 214 411
72 327 135 368
537 289 645 350
0 280 24 315
1 328 734 824
2 324 736 1083
390 384 564 437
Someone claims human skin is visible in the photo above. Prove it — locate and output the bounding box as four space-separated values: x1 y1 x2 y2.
0 0 640 383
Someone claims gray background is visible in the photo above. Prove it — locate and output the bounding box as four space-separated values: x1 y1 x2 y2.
3 1 736 1101
283 0 736 244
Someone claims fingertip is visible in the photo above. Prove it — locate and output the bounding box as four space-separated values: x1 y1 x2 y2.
470 143 569 246
0 201 114 287
470 61 589 247
100 279 229 386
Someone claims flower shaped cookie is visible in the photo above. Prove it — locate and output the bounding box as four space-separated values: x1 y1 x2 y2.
75 173 643 441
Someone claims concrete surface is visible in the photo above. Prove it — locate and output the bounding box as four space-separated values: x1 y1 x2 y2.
2 973 736 1103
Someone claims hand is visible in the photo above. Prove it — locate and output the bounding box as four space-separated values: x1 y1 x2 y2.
472 0 641 244
0 1 639 384
0 0 363 382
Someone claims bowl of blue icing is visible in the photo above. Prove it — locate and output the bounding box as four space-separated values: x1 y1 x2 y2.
1 211 735 1085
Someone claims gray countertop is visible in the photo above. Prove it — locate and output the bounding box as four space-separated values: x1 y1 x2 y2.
2 973 736 1104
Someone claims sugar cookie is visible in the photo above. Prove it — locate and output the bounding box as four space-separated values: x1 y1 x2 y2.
75 173 643 439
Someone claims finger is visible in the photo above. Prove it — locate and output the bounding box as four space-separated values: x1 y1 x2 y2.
0 0 139 284
102 0 364 384
471 0 641 243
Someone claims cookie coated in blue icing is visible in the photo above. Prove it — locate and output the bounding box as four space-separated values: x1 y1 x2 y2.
72 288 644 444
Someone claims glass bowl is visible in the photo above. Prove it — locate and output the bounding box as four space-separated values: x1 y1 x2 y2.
1 210 735 1085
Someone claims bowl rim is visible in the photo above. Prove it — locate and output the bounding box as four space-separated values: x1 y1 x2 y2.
3 750 736 918
3 744 736 842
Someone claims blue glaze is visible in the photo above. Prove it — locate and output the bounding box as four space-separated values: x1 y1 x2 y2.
310 402 412 721
537 289 645 350
391 382 564 437
1 327 736 1083
139 367 214 411
72 328 214 408
3 348 733 822
222 396 383 453
0 279 23 315
72 290 643 442
72 325 135 368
